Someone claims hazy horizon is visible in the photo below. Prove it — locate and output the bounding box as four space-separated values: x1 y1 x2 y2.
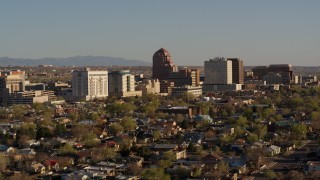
1 1 319 66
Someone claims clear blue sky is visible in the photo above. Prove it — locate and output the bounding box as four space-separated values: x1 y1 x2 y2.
1 0 319 66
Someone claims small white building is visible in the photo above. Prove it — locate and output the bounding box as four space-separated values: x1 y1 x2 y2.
263 145 281 157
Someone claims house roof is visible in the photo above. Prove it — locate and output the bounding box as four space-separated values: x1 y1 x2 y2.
0 145 9 151
153 144 178 149
269 145 280 151
31 163 44 169
44 160 58 166
203 153 223 161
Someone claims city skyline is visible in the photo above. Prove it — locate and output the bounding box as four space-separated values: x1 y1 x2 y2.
1 1 319 66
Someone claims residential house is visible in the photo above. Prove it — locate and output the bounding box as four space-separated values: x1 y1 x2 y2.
263 145 281 157
77 150 92 164
306 161 320 173
279 142 295 153
0 145 9 152
152 144 179 152
29 163 46 174
51 156 74 170
7 148 36 162
44 159 59 171
106 141 120 151
174 150 187 160
226 157 247 174
83 165 115 177
128 155 144 167
194 115 213 124
62 171 91 180
183 132 203 145
202 153 224 172
136 131 154 143
115 175 138 180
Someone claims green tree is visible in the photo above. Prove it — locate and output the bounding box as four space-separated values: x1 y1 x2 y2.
220 134 235 145
253 124 267 139
54 124 67 135
187 142 196 152
136 146 152 158
236 116 249 128
311 111 320 121
152 130 162 141
264 170 277 179
247 133 259 144
68 112 79 121
234 126 246 137
109 123 124 136
0 109 9 120
82 131 98 147
198 102 211 114
163 150 176 161
43 107 54 121
157 160 173 169
243 108 254 120
91 146 116 162
192 167 202 177
121 116 137 132
245 147 265 169
0 154 9 171
291 124 307 140
286 170 305 180
30 101 42 112
181 119 190 129
142 168 170 180
36 126 53 139
59 144 76 155
215 161 229 176
17 124 37 139
12 105 28 119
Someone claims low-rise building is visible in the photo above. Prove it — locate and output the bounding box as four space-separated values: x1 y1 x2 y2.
109 70 142 97
3 90 56 106
203 84 242 93
136 79 160 96
306 161 320 173
171 85 202 98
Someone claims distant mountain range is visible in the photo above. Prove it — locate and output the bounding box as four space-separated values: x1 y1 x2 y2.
0 56 151 66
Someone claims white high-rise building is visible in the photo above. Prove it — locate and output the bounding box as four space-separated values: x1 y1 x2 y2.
72 68 108 100
108 70 142 97
204 57 232 84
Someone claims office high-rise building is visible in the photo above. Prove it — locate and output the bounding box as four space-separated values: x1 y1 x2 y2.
204 57 232 84
0 70 25 93
167 68 200 87
108 70 134 93
268 64 293 84
72 68 108 101
152 48 178 80
136 79 160 96
252 66 268 80
108 70 142 97
0 70 26 105
252 64 293 85
227 58 244 84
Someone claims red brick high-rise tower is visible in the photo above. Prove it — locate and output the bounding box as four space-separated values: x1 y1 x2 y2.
152 48 178 80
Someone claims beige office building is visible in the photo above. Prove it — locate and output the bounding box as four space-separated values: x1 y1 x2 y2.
204 57 232 85
0 70 26 106
136 79 160 96
72 68 108 101
108 70 142 97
